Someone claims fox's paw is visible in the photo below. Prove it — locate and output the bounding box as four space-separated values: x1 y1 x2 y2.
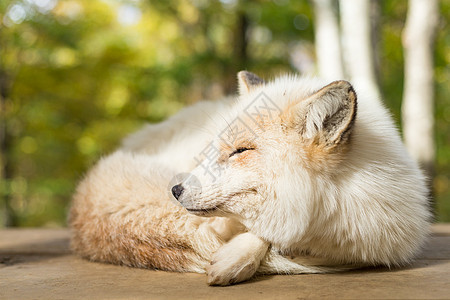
205 232 269 286
206 248 259 286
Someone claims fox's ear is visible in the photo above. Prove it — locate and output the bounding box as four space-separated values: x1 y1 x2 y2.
237 71 265 95
296 80 357 148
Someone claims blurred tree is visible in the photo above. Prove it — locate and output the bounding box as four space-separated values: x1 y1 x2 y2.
0 25 15 226
311 0 344 80
402 0 439 183
340 0 381 100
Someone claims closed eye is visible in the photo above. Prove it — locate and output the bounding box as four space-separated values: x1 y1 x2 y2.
229 147 254 158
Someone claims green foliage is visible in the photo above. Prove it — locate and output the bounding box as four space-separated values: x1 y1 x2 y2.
0 0 448 226
434 0 450 221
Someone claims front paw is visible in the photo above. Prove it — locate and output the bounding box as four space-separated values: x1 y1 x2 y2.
206 255 258 286
205 232 269 286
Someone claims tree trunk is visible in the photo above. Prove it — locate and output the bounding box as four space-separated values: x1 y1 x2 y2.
234 11 248 70
370 0 382 83
402 0 439 180
312 0 344 80
224 9 248 95
339 0 381 99
0 28 17 227
0 66 15 227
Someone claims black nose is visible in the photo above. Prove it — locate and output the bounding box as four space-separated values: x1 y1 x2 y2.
171 184 184 200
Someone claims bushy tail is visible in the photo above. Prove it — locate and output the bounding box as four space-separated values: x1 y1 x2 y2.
69 151 225 273
70 204 215 273
257 248 364 275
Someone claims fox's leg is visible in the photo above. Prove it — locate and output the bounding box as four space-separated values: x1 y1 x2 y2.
205 231 335 286
207 217 245 242
206 232 270 286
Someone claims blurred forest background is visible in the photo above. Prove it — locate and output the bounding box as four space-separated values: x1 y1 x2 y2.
0 0 449 227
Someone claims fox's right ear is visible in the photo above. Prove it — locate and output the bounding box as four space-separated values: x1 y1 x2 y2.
237 71 265 95
293 80 357 149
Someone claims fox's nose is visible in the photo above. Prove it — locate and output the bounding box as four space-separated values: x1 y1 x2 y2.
171 184 184 200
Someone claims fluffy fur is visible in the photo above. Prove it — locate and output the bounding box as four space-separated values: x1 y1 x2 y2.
69 72 430 286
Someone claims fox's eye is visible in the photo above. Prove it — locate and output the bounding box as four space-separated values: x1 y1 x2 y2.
229 147 254 158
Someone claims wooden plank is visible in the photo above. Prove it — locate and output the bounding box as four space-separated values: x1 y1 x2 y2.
0 225 449 299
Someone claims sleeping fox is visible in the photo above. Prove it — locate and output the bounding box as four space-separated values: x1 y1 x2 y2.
69 71 430 285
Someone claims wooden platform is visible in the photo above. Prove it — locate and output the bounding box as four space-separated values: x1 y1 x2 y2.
1 225 449 299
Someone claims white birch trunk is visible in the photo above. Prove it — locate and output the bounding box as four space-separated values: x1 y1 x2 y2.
402 0 439 176
339 0 381 100
312 0 344 80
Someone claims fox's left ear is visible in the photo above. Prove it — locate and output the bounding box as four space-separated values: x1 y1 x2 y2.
295 80 357 148
237 71 265 95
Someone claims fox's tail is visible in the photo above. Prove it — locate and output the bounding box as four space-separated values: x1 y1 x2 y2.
257 248 364 275
69 151 223 273
70 207 220 273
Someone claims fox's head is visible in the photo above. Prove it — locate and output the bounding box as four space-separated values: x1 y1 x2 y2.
172 71 357 248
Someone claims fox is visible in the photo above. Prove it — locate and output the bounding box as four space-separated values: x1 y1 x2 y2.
69 71 431 286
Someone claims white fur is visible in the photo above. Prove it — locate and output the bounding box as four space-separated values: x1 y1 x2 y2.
71 73 430 286
177 74 430 268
